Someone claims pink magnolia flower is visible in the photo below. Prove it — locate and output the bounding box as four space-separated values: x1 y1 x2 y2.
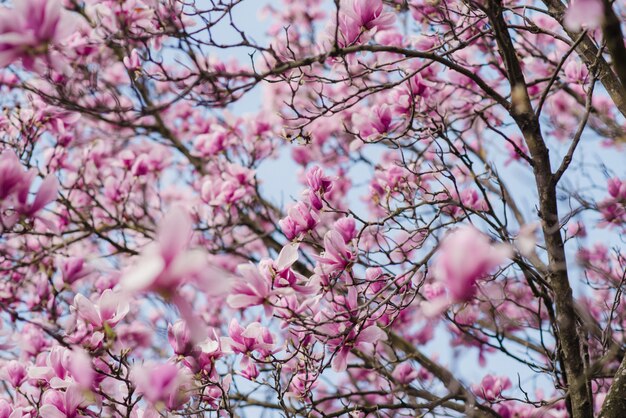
39 385 85 418
342 0 395 34
59 257 93 284
67 349 94 389
423 226 510 316
0 0 80 68
564 60 589 84
472 374 512 401
2 360 26 388
329 324 387 372
286 372 318 401
224 319 275 356
607 177 626 201
121 207 210 296
121 207 230 344
391 363 419 385
0 151 58 228
167 320 192 356
314 230 355 274
227 243 311 315
279 202 319 240
192 333 226 376
304 166 333 210
131 362 191 408
226 263 274 311
123 49 141 71
334 217 357 243
193 127 227 157
73 289 129 329
27 346 79 388
352 104 395 139
564 0 604 31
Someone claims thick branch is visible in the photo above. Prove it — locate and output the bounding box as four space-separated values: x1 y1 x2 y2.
542 0 626 118
484 1 592 417
602 0 626 100
600 355 626 417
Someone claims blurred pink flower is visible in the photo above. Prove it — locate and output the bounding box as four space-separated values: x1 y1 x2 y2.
423 226 510 316
472 374 512 401
0 151 58 229
0 0 79 68
564 0 604 31
131 362 191 408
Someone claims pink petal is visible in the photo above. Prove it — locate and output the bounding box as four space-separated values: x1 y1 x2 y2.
28 175 58 214
38 405 66 418
275 243 299 271
158 207 193 263
74 294 101 327
357 325 386 345
121 253 165 293
564 0 604 31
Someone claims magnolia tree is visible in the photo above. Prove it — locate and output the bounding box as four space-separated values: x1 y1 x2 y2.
2 0 626 416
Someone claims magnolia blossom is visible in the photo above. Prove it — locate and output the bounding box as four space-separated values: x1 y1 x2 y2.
131 362 192 408
121 207 213 295
333 0 395 46
472 374 512 401
564 0 604 31
39 385 86 418
423 226 510 316
0 151 58 230
73 289 129 329
121 207 230 344
168 320 192 356
304 165 333 210
279 201 319 240
223 319 276 357
0 0 80 68
227 243 301 314
329 324 387 372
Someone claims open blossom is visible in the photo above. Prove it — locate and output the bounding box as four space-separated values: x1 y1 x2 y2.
352 104 395 139
224 319 276 357
0 0 80 68
2 361 26 388
599 178 626 227
472 374 512 401
327 324 387 372
314 230 355 277
131 362 192 408
342 0 395 35
39 385 85 418
423 226 510 316
73 289 129 329
564 0 604 31
0 151 58 230
227 243 302 314
391 363 419 385
121 207 230 343
434 226 509 302
121 207 210 296
59 257 93 284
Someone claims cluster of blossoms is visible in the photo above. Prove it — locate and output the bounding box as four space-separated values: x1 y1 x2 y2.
0 0 625 417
